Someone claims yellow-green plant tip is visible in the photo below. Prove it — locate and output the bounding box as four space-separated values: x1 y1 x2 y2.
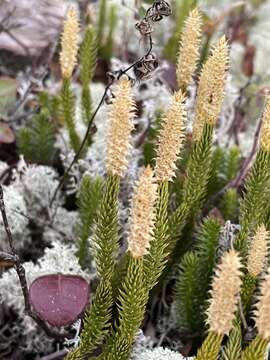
207 249 242 336
106 78 136 177
195 332 223 360
193 36 229 141
260 97 270 151
247 224 269 277
128 166 158 258
176 8 202 91
240 335 268 360
155 90 186 182
60 7 80 79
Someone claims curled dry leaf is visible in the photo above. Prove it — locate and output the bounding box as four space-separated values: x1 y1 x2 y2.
29 274 90 327
0 122 15 144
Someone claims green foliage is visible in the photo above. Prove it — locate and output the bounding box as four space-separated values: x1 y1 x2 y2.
225 146 241 182
175 218 221 332
163 0 197 61
142 111 163 167
94 175 120 280
97 0 107 46
195 218 221 283
76 175 103 268
169 123 214 250
222 322 242 360
222 188 239 221
144 181 169 291
80 25 97 127
175 251 201 331
195 332 223 360
208 146 241 197
38 91 60 120
61 78 81 153
112 253 130 300
17 111 56 164
66 280 113 360
240 336 268 360
103 257 147 360
207 147 226 196
68 175 120 359
182 123 214 215
235 149 270 253
102 5 118 61
240 274 257 315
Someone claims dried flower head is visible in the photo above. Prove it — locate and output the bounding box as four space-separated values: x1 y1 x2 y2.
207 250 242 335
155 90 186 181
128 166 157 258
176 8 202 91
254 268 270 339
260 97 270 151
59 7 80 79
247 225 269 277
193 36 229 141
106 78 136 177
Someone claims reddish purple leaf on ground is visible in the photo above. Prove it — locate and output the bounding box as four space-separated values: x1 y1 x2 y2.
0 122 15 144
29 274 90 327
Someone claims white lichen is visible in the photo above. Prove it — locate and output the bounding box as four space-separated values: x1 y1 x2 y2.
0 184 29 250
132 347 194 360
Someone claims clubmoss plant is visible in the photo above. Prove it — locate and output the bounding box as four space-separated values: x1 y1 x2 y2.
17 111 56 165
59 7 81 153
66 78 135 359
79 24 97 128
175 218 221 332
76 175 103 269
169 37 229 255
101 166 157 360
195 250 242 360
235 97 270 253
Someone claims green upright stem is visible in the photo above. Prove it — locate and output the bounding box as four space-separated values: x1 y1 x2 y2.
240 274 257 316
235 148 270 254
168 123 214 259
144 181 170 291
102 257 148 360
66 175 120 359
61 78 81 153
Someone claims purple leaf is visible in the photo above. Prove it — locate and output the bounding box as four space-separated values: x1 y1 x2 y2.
29 274 90 327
